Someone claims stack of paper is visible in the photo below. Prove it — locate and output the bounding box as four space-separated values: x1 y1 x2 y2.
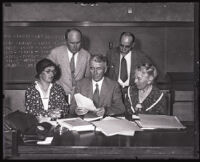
135 114 186 130
92 117 142 136
57 117 95 132
23 135 45 143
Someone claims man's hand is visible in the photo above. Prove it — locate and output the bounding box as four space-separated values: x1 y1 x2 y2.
95 107 105 117
75 107 89 116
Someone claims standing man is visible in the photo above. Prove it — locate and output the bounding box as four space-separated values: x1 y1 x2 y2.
47 28 91 101
106 32 152 101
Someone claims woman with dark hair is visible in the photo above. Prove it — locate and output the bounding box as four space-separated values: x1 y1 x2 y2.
125 63 167 117
25 58 69 121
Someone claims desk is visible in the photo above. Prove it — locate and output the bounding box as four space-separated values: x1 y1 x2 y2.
6 121 197 159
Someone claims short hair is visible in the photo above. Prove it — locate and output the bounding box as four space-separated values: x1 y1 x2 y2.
35 58 57 79
135 63 158 81
89 54 108 66
64 28 82 40
120 32 135 43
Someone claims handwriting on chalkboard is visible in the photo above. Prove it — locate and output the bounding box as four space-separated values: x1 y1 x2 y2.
4 33 65 68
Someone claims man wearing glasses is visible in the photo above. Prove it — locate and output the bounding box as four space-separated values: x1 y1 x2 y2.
106 32 152 101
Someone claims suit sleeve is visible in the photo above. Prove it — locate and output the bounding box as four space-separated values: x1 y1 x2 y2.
84 53 91 78
47 49 58 64
105 50 111 77
106 83 125 115
69 82 81 115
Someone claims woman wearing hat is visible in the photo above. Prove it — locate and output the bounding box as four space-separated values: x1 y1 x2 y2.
25 58 69 121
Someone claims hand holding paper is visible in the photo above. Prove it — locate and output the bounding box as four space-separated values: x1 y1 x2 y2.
74 93 97 111
75 107 89 115
95 107 105 117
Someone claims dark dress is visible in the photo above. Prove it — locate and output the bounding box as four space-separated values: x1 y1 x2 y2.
125 84 168 116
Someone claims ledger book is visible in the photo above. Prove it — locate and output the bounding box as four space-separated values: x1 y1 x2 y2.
57 117 95 132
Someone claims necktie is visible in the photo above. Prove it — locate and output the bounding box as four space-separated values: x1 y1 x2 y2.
93 83 100 108
120 56 128 82
70 54 76 86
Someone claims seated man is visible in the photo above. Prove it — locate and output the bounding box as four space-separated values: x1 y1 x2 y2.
70 55 125 117
125 63 167 118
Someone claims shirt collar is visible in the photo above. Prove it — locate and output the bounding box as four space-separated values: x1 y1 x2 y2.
92 77 104 92
67 47 79 57
120 50 131 59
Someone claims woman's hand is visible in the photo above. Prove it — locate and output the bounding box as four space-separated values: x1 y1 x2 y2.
36 115 51 123
48 108 62 119
75 107 89 116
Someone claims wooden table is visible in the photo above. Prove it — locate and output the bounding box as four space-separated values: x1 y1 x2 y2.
4 121 198 159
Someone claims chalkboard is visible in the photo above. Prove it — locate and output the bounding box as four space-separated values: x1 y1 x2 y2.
3 24 194 84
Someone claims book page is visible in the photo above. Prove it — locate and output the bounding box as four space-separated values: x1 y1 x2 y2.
137 114 186 129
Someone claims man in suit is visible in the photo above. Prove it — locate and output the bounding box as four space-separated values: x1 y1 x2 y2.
47 28 91 100
70 55 125 117
106 32 152 101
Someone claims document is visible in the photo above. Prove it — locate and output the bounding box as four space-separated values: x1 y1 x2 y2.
57 117 95 132
92 117 142 136
135 114 186 130
37 137 54 145
74 93 97 111
23 135 45 143
83 112 103 122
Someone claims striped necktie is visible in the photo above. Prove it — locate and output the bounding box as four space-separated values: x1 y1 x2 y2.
93 83 100 108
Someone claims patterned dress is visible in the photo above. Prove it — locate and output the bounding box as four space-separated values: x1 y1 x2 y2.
25 82 69 117
125 84 167 115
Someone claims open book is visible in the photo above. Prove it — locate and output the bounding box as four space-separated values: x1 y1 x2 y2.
92 117 142 136
57 117 95 132
135 114 186 130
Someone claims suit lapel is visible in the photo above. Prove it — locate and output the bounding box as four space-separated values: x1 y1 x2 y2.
99 78 108 106
130 50 136 84
114 51 120 79
86 79 93 100
63 46 71 75
74 49 83 78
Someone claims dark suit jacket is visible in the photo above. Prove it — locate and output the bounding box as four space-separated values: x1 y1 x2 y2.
106 47 152 86
70 77 125 116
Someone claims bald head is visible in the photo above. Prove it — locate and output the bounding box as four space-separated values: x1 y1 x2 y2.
65 28 82 54
119 32 135 56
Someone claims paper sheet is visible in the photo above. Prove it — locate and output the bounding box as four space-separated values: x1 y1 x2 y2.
137 114 186 129
93 117 142 136
37 137 53 145
74 93 97 111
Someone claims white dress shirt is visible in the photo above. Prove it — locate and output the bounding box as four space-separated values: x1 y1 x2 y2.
92 77 104 94
35 81 52 111
67 48 79 69
118 51 131 88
